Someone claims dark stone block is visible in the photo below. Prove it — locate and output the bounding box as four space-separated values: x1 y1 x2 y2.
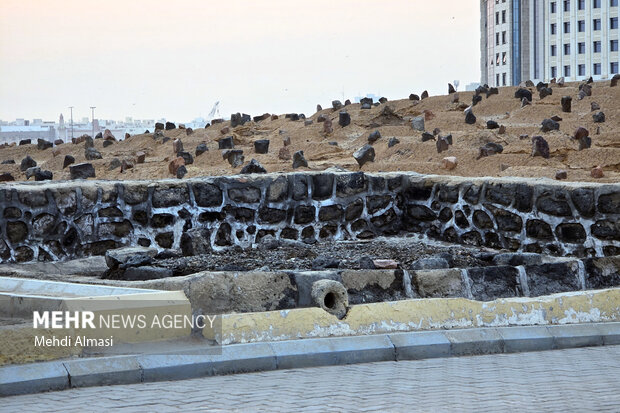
536 193 571 217
151 213 174 228
485 183 514 206
225 206 255 221
486 205 522 232
463 184 481 204
281 227 298 240
218 136 234 149
526 219 553 240
406 204 436 221
228 186 261 203
438 184 459 203
526 262 581 296
14 246 34 262
345 199 364 221
598 192 620 214
290 174 309 201
366 195 391 214
439 207 453 222
69 163 95 180
6 221 28 244
267 176 288 202
319 225 338 239
254 140 270 154
468 266 521 301
514 184 534 212
591 220 620 241
312 173 334 200
259 207 287 224
319 205 343 222
454 210 469 229
215 223 232 246
152 185 188 208
473 210 493 229
301 226 315 243
461 231 483 246
294 205 316 224
403 181 433 201
335 172 367 197
192 182 223 207
571 188 595 217
583 257 620 289
370 209 399 233
555 223 586 243
484 232 502 249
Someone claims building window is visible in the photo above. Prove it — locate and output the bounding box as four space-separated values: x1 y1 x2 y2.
551 23 557 34
593 0 601 7
551 1 557 12
593 19 601 30
579 0 586 9
502 73 507 86
502 31 507 44
496 12 500 25
502 52 507 65
502 10 506 23
612 39 619 51
496 74 500 86
551 45 557 56
551 66 557 78
564 22 570 33
496 53 500 66
578 64 586 76
578 20 586 32
594 41 602 52
579 42 586 53
612 0 619 7
593 63 601 74
564 43 571 55
611 62 619 73
496 32 500 45
564 65 571 76
564 0 570 11
611 17 619 29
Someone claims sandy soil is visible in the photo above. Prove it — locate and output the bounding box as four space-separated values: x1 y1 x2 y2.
1 81 619 183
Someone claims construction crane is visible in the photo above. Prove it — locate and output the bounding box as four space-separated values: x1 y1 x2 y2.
207 101 221 122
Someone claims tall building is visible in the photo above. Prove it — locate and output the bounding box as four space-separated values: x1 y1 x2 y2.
481 0 620 86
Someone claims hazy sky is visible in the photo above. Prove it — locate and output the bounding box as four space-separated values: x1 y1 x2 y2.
0 0 480 122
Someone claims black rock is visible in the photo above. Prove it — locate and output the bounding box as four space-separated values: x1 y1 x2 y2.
292 151 308 168
103 140 114 148
387 137 400 148
593 112 605 123
70 163 96 179
358 256 376 270
421 132 435 142
361 102 372 109
63 155 75 169
338 111 351 127
240 159 267 174
486 87 499 98
37 139 53 150
95 132 103 139
578 136 592 150
561 96 572 112
177 151 194 165
360 97 373 106
289 113 300 121
550 115 562 122
475 85 489 95
34 170 53 181
353 144 375 167
487 120 500 129
312 255 341 270
85 147 102 160
155 122 164 130
539 87 553 99
536 81 548 91
472 94 483 106
448 83 456 94
514 88 532 101
0 172 14 182
242 113 251 123
379 97 388 104
478 142 504 158
222 149 245 167
465 109 476 124
20 155 36 171
332 100 343 110
409 94 420 101
254 139 270 154
540 118 560 132
436 137 450 153
195 143 208 156
218 136 234 149
421 90 429 99
165 121 176 130
230 113 242 127
176 165 187 179
19 139 31 146
0 159 15 164
531 136 550 158
368 130 381 144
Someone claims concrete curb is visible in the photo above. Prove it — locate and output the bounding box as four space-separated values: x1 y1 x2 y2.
1 322 619 397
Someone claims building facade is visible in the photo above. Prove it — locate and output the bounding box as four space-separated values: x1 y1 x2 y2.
481 0 620 86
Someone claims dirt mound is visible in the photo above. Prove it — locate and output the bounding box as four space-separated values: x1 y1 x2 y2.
1 80 619 182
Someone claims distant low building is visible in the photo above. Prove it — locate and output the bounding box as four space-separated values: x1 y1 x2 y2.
0 125 56 144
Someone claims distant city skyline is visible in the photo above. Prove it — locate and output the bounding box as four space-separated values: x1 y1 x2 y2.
0 0 480 121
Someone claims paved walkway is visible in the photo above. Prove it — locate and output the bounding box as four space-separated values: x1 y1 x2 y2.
3 346 620 412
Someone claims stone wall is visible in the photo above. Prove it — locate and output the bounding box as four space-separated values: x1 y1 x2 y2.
0 172 618 262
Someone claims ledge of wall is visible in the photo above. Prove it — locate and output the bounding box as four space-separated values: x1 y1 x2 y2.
0 172 618 262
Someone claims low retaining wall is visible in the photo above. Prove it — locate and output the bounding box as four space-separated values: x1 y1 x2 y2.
0 172 618 262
